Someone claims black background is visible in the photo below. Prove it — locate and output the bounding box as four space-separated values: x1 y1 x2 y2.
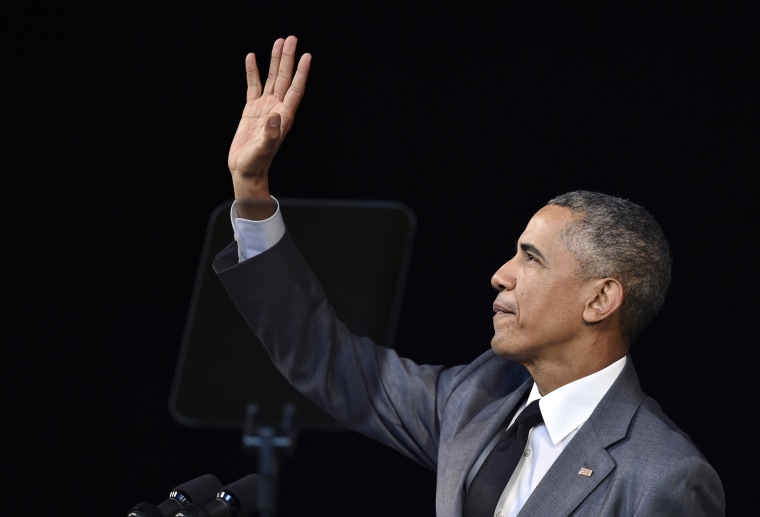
6 2 755 515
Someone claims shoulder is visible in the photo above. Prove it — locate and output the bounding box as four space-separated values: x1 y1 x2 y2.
626 395 708 459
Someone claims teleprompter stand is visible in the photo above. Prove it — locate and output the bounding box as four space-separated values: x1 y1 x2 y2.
241 403 297 517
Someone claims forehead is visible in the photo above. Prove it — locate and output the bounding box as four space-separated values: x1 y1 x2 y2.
522 205 574 240
518 205 576 259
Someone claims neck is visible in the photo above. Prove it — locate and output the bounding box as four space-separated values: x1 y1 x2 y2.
524 347 626 396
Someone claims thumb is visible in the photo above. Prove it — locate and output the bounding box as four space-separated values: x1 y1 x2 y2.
264 113 282 143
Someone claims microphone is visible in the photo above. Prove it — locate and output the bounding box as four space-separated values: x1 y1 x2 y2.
127 474 223 517
175 474 261 517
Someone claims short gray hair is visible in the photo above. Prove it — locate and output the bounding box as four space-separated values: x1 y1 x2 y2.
547 190 672 342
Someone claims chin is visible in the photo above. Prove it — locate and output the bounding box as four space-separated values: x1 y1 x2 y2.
490 339 511 357
491 335 523 359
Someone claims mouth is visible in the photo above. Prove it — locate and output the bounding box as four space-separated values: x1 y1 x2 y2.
493 301 516 316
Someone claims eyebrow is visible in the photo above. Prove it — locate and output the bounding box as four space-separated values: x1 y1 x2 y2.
520 242 547 262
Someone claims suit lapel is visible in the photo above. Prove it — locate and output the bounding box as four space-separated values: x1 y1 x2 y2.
518 425 617 515
437 381 532 515
517 359 643 515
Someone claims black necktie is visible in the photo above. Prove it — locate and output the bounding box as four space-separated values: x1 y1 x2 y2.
463 399 544 517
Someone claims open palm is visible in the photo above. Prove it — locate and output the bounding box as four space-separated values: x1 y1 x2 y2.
228 36 312 182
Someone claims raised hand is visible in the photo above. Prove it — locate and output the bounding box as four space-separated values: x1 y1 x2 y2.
228 35 312 214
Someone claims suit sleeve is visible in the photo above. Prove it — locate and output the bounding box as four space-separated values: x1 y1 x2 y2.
213 232 449 470
633 454 725 516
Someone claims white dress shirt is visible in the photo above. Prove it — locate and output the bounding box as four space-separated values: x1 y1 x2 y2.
229 197 627 516
231 197 286 262
468 358 626 516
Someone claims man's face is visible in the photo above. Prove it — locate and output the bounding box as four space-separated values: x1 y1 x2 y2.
490 205 591 364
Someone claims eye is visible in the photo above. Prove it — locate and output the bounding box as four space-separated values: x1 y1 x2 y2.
518 243 544 264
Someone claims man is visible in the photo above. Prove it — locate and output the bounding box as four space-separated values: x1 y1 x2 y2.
212 35 725 516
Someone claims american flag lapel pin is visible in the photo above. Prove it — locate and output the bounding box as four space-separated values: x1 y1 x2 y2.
578 466 593 477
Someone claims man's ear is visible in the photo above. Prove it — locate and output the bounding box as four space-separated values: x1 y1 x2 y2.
583 278 623 323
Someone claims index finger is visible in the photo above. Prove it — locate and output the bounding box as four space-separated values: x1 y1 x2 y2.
282 52 312 112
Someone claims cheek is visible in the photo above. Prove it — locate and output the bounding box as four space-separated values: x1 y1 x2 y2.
517 279 575 319
544 282 585 321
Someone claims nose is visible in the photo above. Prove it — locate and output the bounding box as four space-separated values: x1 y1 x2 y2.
491 258 516 291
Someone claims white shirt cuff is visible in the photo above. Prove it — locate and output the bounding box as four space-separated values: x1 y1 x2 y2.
230 196 286 263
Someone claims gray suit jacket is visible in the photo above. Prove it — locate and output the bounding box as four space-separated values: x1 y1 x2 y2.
214 232 726 516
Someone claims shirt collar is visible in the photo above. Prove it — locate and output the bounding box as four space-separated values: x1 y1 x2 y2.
525 356 627 445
